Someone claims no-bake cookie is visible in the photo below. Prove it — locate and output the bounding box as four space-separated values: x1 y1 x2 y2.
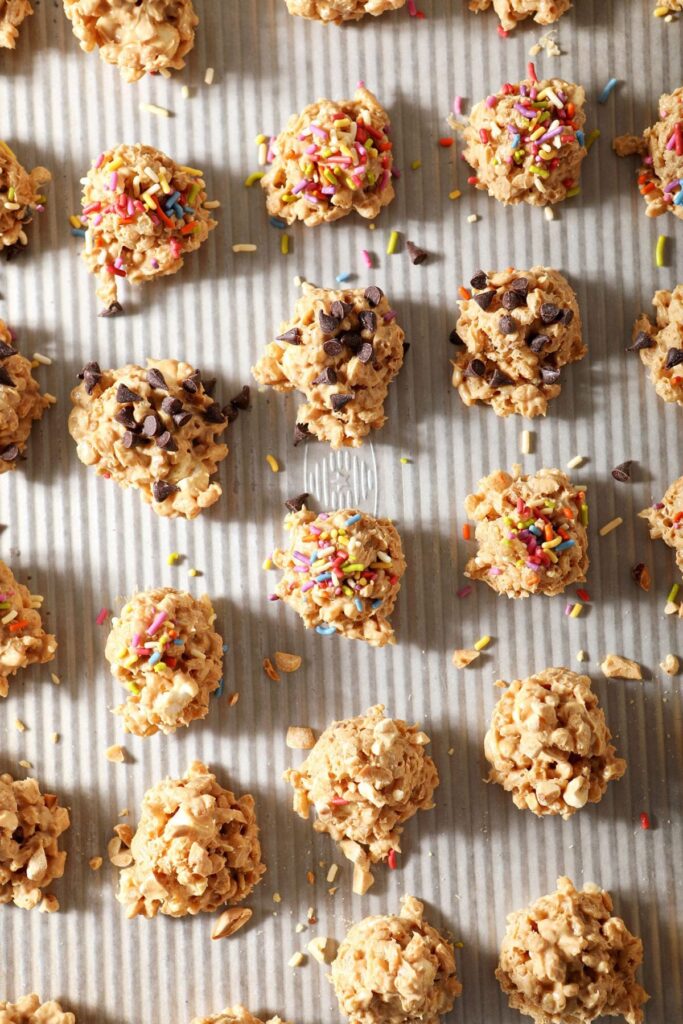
68 359 230 520
464 467 589 598
614 87 683 219
0 322 54 472
284 705 438 895
630 284 683 405
0 142 49 256
104 587 223 737
640 476 683 581
0 560 56 699
252 284 405 448
464 74 587 206
331 896 462 1024
497 877 648 1024
77 143 217 314
451 267 585 417
271 508 406 646
468 0 571 30
117 761 265 919
0 0 32 48
63 0 198 82
285 0 404 19
0 773 69 912
261 87 394 226
0 996 75 1024
485 668 626 818
191 1010 288 1024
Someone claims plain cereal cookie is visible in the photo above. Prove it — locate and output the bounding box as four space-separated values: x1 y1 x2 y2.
0 1 33 48
464 467 589 598
0 321 55 471
614 87 683 220
271 508 406 646
190 1010 289 1024
331 896 462 1024
77 143 217 315
484 668 626 818
117 760 266 919
463 73 587 206
451 267 585 417
497 877 648 1024
0 560 56 699
0 773 70 912
104 587 224 737
63 0 198 82
261 87 394 227
640 476 683 581
68 359 229 519
284 0 404 20
468 0 571 29
629 284 683 405
252 284 405 448
0 996 75 1023
284 705 438 895
0 141 49 256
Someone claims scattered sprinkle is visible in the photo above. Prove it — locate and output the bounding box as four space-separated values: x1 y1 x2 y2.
411 159 422 170
566 455 585 469
448 189 462 200
386 230 400 255
666 582 680 605
473 634 491 652
598 78 619 104
96 607 110 626
204 67 215 86
599 517 623 537
139 102 172 118
360 248 373 269
655 234 667 267
639 811 651 830
280 233 290 255
585 129 601 152
467 213 479 223
438 137 454 148
167 551 180 566
266 454 280 473
232 243 257 253
520 429 533 455
50 673 61 686
288 952 306 969
244 171 265 187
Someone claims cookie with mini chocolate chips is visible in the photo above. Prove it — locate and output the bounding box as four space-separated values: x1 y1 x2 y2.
68 358 231 519
252 283 405 448
0 320 54 471
630 284 683 406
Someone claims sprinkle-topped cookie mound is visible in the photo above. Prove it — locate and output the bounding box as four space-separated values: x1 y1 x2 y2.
0 995 75 1024
0 319 55 471
252 283 405 448
468 0 571 30
464 467 589 598
271 508 406 646
640 475 683 582
261 87 395 227
630 284 683 405
63 0 198 82
0 559 56 699
68 358 230 520
284 0 405 21
0 0 33 48
451 266 585 418
614 87 683 219
0 141 49 255
78 143 218 314
105 587 224 737
463 71 587 206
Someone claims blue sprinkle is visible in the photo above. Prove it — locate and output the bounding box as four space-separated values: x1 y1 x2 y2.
71 228 86 237
222 643 229 652
148 650 162 666
576 130 585 147
316 624 337 636
335 271 352 283
164 190 181 209
598 78 618 104
510 133 520 149
173 638 184 645
345 513 362 526
529 525 543 537
555 539 576 552
354 597 363 612
215 677 225 698
674 187 683 206
315 572 332 583
269 216 287 229
371 599 383 609
183 205 195 214
173 203 184 219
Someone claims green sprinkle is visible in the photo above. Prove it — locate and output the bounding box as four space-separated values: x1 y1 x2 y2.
667 583 679 604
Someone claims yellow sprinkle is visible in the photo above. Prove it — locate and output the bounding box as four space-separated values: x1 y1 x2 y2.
654 5 670 14
188 569 199 577
400 457 411 464
244 171 265 187
139 102 172 118
599 516 623 537
158 171 171 195
281 233 290 255
266 454 280 473
449 189 462 200
474 635 491 652
14 719 26 732
177 165 203 176
656 234 667 268
232 243 257 253
411 160 422 170
386 230 400 255
262 557 273 571
570 603 583 618
667 583 680 604
255 133 268 145
105 157 123 172
167 552 180 565
69 214 82 229
585 129 601 152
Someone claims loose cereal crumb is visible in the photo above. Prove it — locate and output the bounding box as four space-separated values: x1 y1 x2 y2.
274 651 303 673
600 654 643 680
308 935 338 964
89 856 103 871
659 654 679 675
452 648 480 668
286 726 316 750
211 906 253 940
14 719 27 732
105 744 125 763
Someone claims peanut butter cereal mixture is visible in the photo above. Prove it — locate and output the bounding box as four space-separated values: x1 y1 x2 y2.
261 87 394 226
284 705 438 894
117 760 265 919
451 267 585 417
190 1009 288 1024
284 0 404 20
0 0 32 48
104 587 224 737
630 285 683 405
0 142 49 256
640 475 683 580
0 995 75 1024
484 668 626 818
272 508 406 646
464 467 589 598
468 0 571 30
0 773 70 911
614 87 683 220
497 877 649 1024
0 321 54 472
0 560 56 699
63 0 198 82
68 359 229 519
252 284 405 448
331 896 462 1024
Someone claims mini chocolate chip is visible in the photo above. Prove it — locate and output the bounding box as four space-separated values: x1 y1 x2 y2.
230 385 250 410
501 291 524 311
358 310 377 334
152 480 179 502
331 393 353 411
142 413 164 437
499 315 517 335
122 430 147 449
0 366 15 387
78 361 102 394
331 300 352 320
357 343 374 364
0 443 18 462
406 240 427 265
202 377 216 396
665 347 683 369
464 359 486 379
98 301 124 319
0 341 16 359
172 410 192 428
402 341 410 356
561 309 574 326
612 460 633 483
473 290 495 311
116 383 142 404
323 340 343 357
318 311 341 334
312 367 338 385
293 422 310 446
541 366 561 385
626 331 654 352
156 431 178 452
528 334 550 354
341 332 362 352
285 493 309 513
275 328 301 345
225 405 239 424
161 396 183 415
3 243 23 262
489 368 513 387
509 277 529 299
181 371 201 394
449 329 465 346
631 562 650 590
203 402 226 423
364 286 383 307
470 270 487 290
540 302 563 325
146 368 168 391
114 405 139 431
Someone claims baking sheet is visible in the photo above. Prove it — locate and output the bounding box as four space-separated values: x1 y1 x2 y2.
0 1 682 1022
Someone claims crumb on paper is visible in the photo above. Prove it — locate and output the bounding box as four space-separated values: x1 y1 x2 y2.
659 654 679 675
14 719 26 732
274 651 302 673
600 654 643 680
286 726 316 750
211 906 253 940
452 648 480 668
288 951 306 968
105 744 125 763
89 856 103 871
308 936 338 964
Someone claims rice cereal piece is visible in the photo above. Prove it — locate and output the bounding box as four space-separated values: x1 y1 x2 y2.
613 87 683 219
639 475 683 579
0 995 75 1023
261 87 395 227
630 285 683 406
272 508 406 646
284 0 404 20
0 773 70 911
63 0 198 83
463 76 587 206
104 587 224 736
600 655 642 681
0 141 49 255
284 705 438 893
484 668 625 818
464 467 589 598
252 283 405 448
0 0 32 48
68 359 229 520
190 1009 289 1024
0 321 54 471
0 560 56 699
78 143 217 314
468 0 572 30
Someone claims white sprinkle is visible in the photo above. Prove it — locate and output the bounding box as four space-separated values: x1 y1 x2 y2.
288 951 306 968
326 863 339 883
599 517 623 537
520 429 533 455
181 85 190 99
467 213 479 223
32 352 52 365
204 67 215 85
2 609 17 624
139 102 172 118
232 243 257 253
566 454 585 469
544 206 555 221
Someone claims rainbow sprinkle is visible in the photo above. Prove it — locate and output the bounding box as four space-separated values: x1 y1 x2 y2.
115 605 185 680
489 490 587 582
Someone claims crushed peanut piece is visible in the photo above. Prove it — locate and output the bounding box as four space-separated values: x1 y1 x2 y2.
39 893 60 913
51 732 60 743
50 673 61 685
286 726 316 750
14 719 26 732
106 744 125 763
274 651 302 673
600 654 643 681
228 691 240 706
211 906 253 939
659 654 679 676
89 856 103 871
308 936 338 964
273 892 282 903
263 657 281 682
452 648 480 669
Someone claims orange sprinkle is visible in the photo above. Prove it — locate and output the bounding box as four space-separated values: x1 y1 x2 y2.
8 620 28 633
544 525 554 542
562 506 575 519
154 197 174 228
180 221 198 235
462 523 471 541
458 286 471 301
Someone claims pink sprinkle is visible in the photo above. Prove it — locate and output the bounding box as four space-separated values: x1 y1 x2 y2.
95 152 105 169
268 594 280 602
407 0 417 14
132 633 140 648
564 603 574 616
456 585 472 599
485 95 498 108
301 581 316 592
331 797 349 806
96 607 109 626
147 610 168 636
453 96 463 115
488 568 503 576
109 171 118 191
361 249 373 269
